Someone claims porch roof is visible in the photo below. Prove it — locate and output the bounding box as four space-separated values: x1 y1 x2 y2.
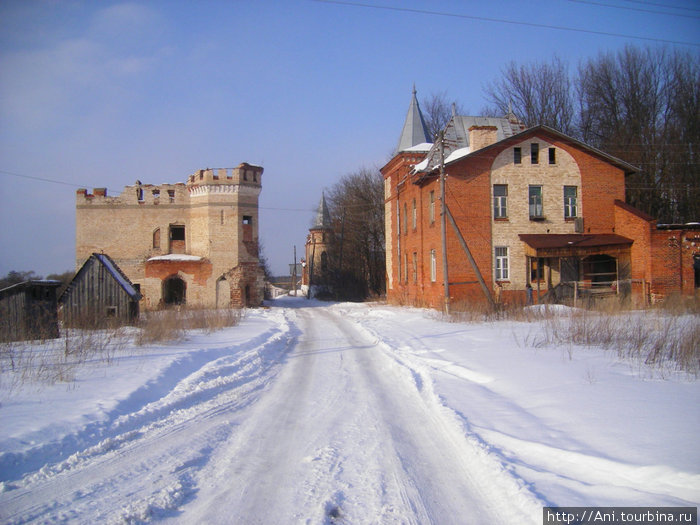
519 233 633 257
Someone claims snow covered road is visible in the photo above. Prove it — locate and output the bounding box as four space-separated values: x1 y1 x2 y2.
1 298 697 523
177 305 536 524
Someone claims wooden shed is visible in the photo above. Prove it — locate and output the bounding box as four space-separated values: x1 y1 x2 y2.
0 280 62 342
60 253 142 327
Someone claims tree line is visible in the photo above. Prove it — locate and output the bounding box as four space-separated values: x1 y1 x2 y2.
325 44 697 301
483 45 699 224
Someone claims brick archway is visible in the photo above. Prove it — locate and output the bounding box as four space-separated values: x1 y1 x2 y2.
162 275 186 305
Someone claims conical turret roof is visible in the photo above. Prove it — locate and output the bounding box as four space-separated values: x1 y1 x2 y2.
396 85 431 153
312 193 332 230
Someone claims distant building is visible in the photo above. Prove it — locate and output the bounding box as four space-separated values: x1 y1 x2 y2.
75 163 265 309
0 280 61 342
60 253 141 327
303 193 335 289
382 88 699 309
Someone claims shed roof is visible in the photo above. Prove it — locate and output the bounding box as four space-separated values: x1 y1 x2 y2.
0 280 61 300
519 233 633 250
93 253 142 300
61 253 141 302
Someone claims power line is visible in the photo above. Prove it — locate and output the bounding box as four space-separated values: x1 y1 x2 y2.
0 169 89 189
0 168 375 213
311 0 700 47
567 0 700 18
618 0 700 13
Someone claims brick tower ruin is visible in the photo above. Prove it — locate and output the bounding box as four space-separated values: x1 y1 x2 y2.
75 163 265 309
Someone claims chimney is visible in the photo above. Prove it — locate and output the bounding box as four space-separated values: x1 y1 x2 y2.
468 126 498 152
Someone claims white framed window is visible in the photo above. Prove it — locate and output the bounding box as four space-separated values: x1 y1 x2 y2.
412 198 417 229
529 185 543 219
412 252 418 283
396 201 401 240
403 203 408 234
564 186 577 218
430 249 437 282
495 246 509 281
429 191 435 223
493 184 508 219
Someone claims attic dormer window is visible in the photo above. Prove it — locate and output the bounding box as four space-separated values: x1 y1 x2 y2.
514 147 522 165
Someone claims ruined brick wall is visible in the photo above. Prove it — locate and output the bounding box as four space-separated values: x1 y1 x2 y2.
75 164 264 309
649 229 699 300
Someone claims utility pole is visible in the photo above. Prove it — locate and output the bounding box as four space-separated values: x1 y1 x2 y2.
439 129 450 315
292 245 297 297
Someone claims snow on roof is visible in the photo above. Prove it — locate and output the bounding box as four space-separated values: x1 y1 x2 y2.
444 146 471 164
147 254 203 262
94 254 141 299
404 142 433 152
413 157 430 172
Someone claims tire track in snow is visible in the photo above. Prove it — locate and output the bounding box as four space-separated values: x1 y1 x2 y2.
0 312 295 524
175 305 537 524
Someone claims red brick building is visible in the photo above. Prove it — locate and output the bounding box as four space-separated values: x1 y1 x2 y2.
382 92 699 310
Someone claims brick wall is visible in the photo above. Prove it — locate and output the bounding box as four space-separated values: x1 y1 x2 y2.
75 164 263 309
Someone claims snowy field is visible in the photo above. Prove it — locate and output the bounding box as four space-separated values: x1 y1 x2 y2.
0 297 698 524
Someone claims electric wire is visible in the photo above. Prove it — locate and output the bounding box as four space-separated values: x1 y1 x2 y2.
311 0 700 47
567 0 700 18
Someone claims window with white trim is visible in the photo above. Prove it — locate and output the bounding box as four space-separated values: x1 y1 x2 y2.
529 185 543 219
495 246 509 281
493 184 508 219
412 252 418 283
430 249 437 282
564 186 577 218
429 191 435 223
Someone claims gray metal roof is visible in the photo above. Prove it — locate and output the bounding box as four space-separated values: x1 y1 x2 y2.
312 193 332 230
451 115 524 147
415 114 527 173
395 86 431 153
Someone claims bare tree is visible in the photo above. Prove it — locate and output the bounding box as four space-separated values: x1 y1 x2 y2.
421 91 466 140
578 46 699 222
484 56 575 134
484 46 699 223
325 167 386 299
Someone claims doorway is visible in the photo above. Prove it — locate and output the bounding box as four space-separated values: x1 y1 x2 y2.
163 276 186 306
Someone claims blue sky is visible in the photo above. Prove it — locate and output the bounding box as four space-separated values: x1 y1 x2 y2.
1 0 698 277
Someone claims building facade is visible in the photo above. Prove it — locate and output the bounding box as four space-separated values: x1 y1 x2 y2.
60 253 142 327
75 163 265 309
0 280 61 342
382 92 699 309
303 193 334 288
